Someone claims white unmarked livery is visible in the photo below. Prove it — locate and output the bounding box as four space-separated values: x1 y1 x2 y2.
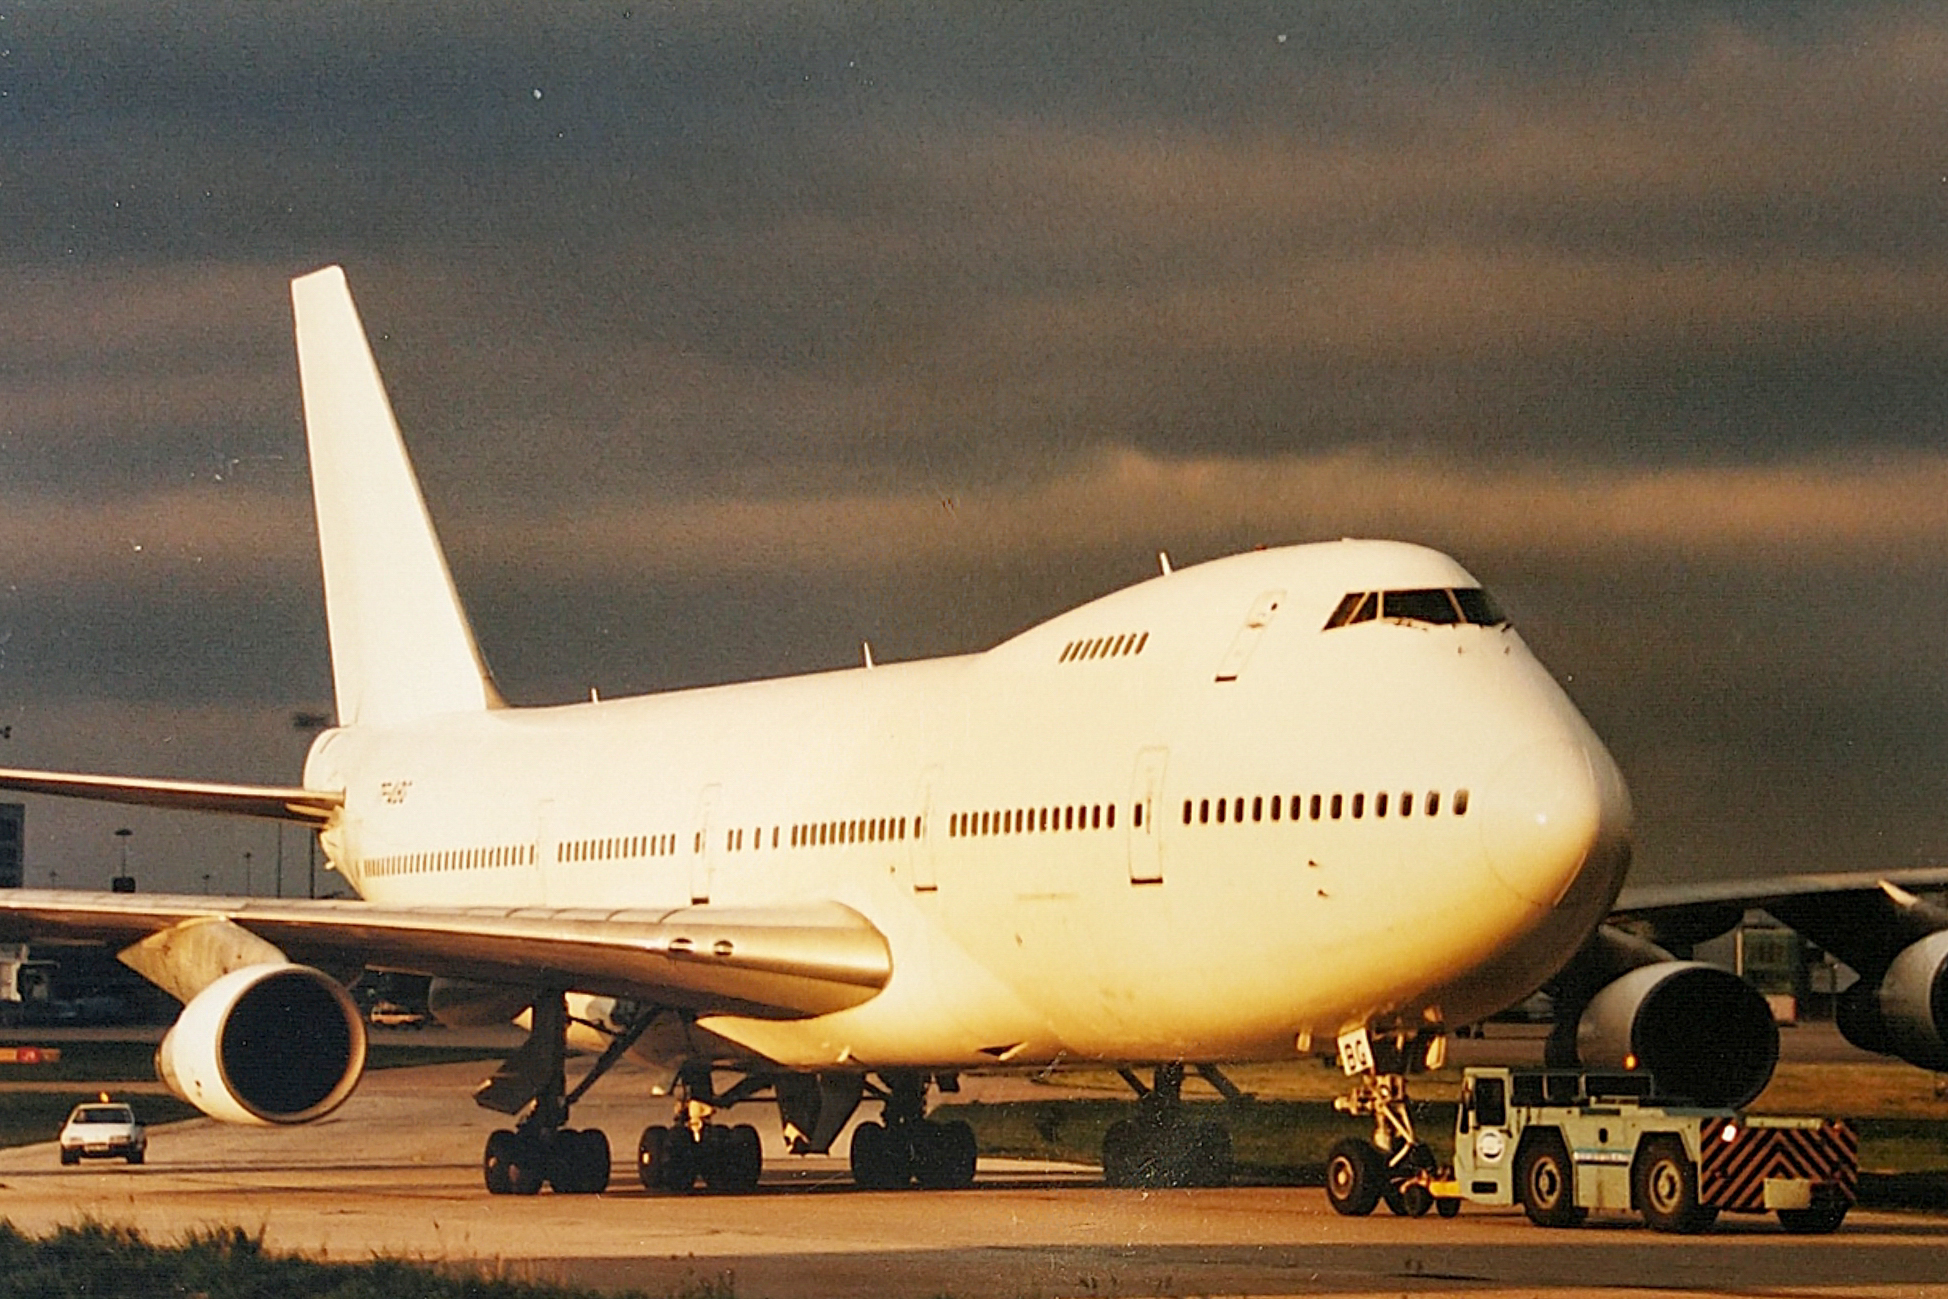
0 266 1634 1194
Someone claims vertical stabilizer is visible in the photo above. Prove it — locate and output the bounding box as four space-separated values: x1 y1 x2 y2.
292 266 503 726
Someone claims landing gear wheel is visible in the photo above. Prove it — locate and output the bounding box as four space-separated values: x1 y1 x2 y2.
549 1128 610 1194
700 1123 762 1194
850 1120 909 1189
1324 1138 1385 1217
1102 1119 1138 1187
1188 1121 1234 1188
484 1129 544 1196
1517 1134 1585 1228
1381 1141 1436 1216
914 1119 978 1190
1101 1116 1231 1188
1635 1136 1713 1234
1777 1189 1848 1235
638 1124 696 1193
1387 1181 1434 1218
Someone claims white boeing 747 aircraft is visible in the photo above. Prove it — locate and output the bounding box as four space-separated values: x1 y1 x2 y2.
0 266 1678 1206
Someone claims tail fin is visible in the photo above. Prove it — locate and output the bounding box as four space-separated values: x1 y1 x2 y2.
291 266 503 726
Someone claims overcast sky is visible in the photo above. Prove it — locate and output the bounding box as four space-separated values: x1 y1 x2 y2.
5 2 1948 895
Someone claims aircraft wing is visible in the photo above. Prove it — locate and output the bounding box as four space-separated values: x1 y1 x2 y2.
0 891 891 1020
0 767 340 825
1615 866 1948 916
1612 865 1948 981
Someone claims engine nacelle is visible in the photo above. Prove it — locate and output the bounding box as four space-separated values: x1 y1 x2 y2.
1575 960 1778 1108
156 962 367 1125
1837 930 1948 1071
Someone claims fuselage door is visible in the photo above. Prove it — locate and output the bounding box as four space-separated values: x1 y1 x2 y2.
1214 589 1284 683
532 797 557 906
1127 746 1168 885
691 783 721 904
914 766 941 893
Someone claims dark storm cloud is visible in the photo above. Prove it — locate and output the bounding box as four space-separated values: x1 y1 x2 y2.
6 2 1948 888
10 4 1948 491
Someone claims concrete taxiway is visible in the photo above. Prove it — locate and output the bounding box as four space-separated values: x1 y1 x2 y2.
4 1057 1948 1298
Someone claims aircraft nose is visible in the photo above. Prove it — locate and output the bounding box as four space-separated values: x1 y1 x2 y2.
1477 737 1631 909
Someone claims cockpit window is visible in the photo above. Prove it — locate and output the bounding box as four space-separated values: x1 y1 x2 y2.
1323 592 1366 629
1323 587 1509 630
1382 589 1461 625
1452 587 1507 626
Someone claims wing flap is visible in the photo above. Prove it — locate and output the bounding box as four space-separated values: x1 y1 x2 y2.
0 892 890 1020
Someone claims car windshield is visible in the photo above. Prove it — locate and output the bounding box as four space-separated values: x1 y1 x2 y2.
73 1106 132 1124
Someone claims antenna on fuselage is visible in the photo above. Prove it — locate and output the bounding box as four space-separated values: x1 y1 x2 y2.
862 642 875 670
1158 552 1173 576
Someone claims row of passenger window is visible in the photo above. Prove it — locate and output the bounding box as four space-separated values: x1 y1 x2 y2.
559 833 677 863
368 843 537 878
1058 631 1150 663
949 803 1121 837
1183 789 1471 825
788 817 917 850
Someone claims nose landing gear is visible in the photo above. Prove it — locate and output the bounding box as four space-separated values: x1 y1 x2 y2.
1323 1027 1443 1218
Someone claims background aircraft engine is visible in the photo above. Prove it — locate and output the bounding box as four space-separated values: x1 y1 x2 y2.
1574 960 1778 1107
156 962 367 1125
1837 930 1948 1071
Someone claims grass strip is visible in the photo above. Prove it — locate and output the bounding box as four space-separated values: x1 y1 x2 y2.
0 1039 499 1085
0 1220 741 1299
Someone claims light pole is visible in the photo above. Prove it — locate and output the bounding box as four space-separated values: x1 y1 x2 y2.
112 827 134 893
242 850 252 897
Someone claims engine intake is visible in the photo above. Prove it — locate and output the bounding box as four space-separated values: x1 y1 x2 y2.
1837 930 1948 1071
157 962 367 1125
1575 960 1778 1108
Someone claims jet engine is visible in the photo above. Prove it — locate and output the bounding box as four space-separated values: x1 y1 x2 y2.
1836 930 1948 1071
156 962 367 1124
1574 960 1778 1108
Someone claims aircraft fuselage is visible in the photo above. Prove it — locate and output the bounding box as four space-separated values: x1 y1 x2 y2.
311 538 1632 1071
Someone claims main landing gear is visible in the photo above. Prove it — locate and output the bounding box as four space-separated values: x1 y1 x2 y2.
637 1063 767 1194
1323 1028 1443 1219
848 1071 978 1190
479 992 650 1195
1101 1063 1235 1188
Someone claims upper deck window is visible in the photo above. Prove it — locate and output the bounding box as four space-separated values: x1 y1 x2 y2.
1324 587 1509 631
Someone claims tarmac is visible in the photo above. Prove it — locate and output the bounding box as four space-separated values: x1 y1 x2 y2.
0 1032 1945 1297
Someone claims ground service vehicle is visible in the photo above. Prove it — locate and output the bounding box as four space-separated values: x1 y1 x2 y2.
58 1097 146 1165
1326 1067 1855 1233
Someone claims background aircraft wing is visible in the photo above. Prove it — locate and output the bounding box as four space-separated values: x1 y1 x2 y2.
1612 865 1948 978
0 766 340 825
0 891 890 1020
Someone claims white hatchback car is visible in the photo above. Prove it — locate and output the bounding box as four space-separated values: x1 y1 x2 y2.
58 1099 146 1165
